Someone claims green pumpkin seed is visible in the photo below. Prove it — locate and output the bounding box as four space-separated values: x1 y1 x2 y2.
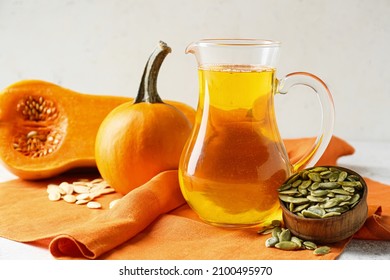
311 167 329 172
347 174 360 181
271 220 282 227
272 226 282 238
298 188 308 195
329 167 342 172
338 171 348 182
261 228 274 235
307 205 326 216
308 172 321 182
303 241 317 250
342 186 356 193
279 189 299 195
302 209 323 218
347 193 360 205
291 236 302 248
324 205 350 213
310 182 321 190
331 188 352 195
335 194 352 201
300 170 310 179
292 179 302 188
299 180 312 189
329 172 339 182
286 173 300 184
279 195 309 204
320 198 342 209
313 246 331 255
310 189 329 197
307 195 326 203
338 181 362 188
292 203 310 213
318 182 339 189
275 241 299 251
327 192 335 197
265 236 279 247
279 229 291 242
322 211 342 218
320 170 331 179
278 183 292 192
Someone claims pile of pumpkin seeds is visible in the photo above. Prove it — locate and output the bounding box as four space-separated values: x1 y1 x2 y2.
258 220 330 255
47 178 120 209
278 166 364 219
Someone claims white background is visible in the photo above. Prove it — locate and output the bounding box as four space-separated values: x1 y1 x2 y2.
0 0 389 142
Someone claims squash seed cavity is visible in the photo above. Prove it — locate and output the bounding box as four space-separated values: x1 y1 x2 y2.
13 95 66 158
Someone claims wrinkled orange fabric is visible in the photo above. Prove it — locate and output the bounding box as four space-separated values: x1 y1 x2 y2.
0 135 389 260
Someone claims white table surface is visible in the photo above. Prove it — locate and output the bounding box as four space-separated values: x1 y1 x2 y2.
0 140 389 260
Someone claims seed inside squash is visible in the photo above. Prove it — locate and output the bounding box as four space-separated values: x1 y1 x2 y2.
13 95 66 158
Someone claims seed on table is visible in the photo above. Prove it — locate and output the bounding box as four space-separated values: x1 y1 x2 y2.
275 241 300 251
59 182 73 194
99 187 116 195
291 236 302 248
91 178 104 184
63 194 76 203
271 220 282 227
313 246 331 255
48 192 61 201
76 193 91 201
303 241 317 250
272 226 282 238
265 236 279 248
73 185 90 194
76 199 90 205
87 201 102 209
279 228 291 242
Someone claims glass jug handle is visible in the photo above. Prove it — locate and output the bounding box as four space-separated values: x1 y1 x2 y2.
277 72 335 172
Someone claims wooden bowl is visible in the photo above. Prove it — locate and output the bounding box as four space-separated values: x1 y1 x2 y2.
280 166 368 243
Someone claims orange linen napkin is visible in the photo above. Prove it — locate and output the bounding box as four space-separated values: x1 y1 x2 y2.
0 135 389 260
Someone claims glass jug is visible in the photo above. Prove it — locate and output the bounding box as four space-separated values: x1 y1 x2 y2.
179 39 334 228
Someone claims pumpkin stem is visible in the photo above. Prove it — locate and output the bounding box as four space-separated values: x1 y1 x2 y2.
135 41 172 104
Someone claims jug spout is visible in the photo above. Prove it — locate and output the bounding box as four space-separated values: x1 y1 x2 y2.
185 41 198 55
185 41 203 66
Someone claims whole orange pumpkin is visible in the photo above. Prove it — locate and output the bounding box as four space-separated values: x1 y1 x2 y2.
95 41 193 194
